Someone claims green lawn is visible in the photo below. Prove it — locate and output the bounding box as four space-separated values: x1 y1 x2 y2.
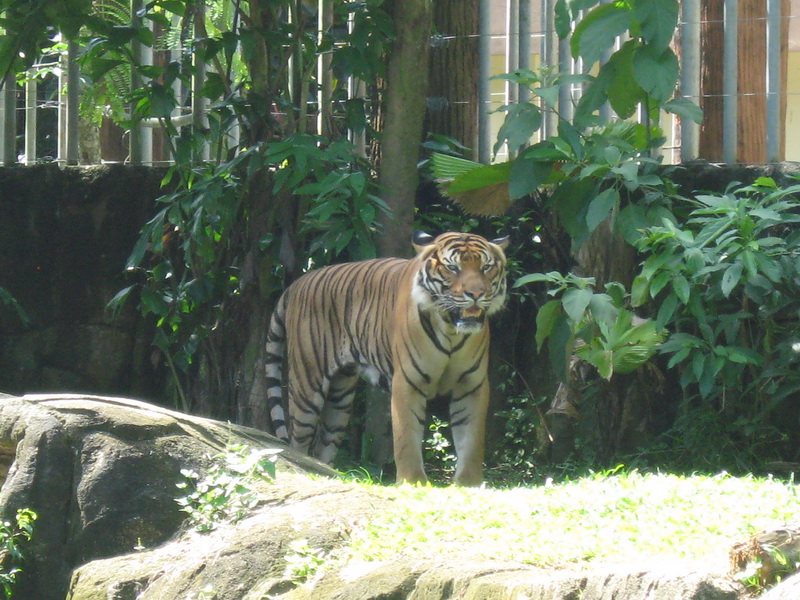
349 471 800 571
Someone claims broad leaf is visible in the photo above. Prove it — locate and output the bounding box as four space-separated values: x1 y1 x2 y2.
551 178 597 246
632 46 679 103
535 299 563 350
588 293 618 327
720 262 743 297
633 0 679 54
586 187 619 234
554 0 572 39
510 156 553 200
604 41 646 119
562 287 594 323
663 98 704 125
571 3 632 67
493 103 543 155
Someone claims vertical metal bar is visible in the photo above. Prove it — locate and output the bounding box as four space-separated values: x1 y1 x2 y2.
66 41 80 165
478 0 492 162
722 0 738 164
542 0 558 138
346 7 366 156
506 0 520 158
519 0 532 106
58 51 67 163
598 0 612 123
170 17 182 163
680 0 700 161
1 77 14 165
766 0 781 163
24 70 36 164
130 0 143 164
141 29 153 164
192 2 209 162
317 0 333 137
506 0 519 105
558 37 573 122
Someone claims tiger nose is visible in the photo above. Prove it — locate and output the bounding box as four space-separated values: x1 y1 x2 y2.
464 289 484 302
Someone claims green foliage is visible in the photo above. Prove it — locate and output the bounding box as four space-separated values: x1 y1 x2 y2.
109 134 387 402
487 365 545 485
422 417 456 481
87 0 394 404
633 177 800 440
176 444 280 532
515 271 663 381
0 509 36 600
283 538 329 583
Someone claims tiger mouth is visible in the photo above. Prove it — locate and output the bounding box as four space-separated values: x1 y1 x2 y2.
450 306 486 330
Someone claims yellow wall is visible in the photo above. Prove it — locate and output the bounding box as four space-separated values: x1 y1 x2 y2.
785 52 800 162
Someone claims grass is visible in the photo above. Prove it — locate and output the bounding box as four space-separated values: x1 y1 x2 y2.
346 470 800 570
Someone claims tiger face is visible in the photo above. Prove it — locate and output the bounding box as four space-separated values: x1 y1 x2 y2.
412 231 509 334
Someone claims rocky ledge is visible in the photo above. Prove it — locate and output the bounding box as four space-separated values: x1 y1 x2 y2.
0 392 786 599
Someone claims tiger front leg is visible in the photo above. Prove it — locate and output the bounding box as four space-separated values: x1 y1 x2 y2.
449 378 490 486
390 377 429 485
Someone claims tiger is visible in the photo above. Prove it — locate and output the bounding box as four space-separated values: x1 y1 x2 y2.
265 231 509 486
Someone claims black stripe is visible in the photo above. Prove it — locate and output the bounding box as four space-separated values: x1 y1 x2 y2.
451 334 469 353
457 345 487 383
403 338 431 384
452 380 483 403
418 309 450 356
400 362 429 398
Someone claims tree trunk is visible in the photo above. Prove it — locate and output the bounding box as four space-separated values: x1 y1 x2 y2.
376 0 433 258
426 0 479 158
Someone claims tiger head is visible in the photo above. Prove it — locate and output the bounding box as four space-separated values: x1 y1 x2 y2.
412 231 509 334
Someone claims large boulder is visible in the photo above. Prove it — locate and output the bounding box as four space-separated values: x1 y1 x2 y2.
0 392 331 600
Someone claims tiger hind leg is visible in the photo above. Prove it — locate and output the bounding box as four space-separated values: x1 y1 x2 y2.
311 367 359 464
287 377 328 456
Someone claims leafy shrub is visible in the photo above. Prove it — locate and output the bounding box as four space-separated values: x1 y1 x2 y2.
176 445 280 532
0 508 36 599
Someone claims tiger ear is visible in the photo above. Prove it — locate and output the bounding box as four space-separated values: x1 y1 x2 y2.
412 230 435 253
491 235 510 250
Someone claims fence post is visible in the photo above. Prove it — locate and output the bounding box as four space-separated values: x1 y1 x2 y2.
478 0 491 163
318 0 333 138
680 0 700 161
130 0 143 164
519 0 531 106
541 0 558 138
24 70 36 164
766 0 782 163
1 77 15 165
722 0 738 165
66 41 80 165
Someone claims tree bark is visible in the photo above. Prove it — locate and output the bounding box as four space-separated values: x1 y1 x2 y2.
376 0 434 258
425 0 479 158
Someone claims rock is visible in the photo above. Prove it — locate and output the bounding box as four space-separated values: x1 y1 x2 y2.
0 392 743 600
760 572 800 600
0 392 331 600
281 560 739 600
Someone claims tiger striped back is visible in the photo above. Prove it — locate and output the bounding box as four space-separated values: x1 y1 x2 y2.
265 231 508 485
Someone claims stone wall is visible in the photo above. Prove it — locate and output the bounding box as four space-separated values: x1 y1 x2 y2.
0 164 169 400
2 160 799 414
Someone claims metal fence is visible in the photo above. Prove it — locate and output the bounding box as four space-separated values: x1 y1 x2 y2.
0 0 796 167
